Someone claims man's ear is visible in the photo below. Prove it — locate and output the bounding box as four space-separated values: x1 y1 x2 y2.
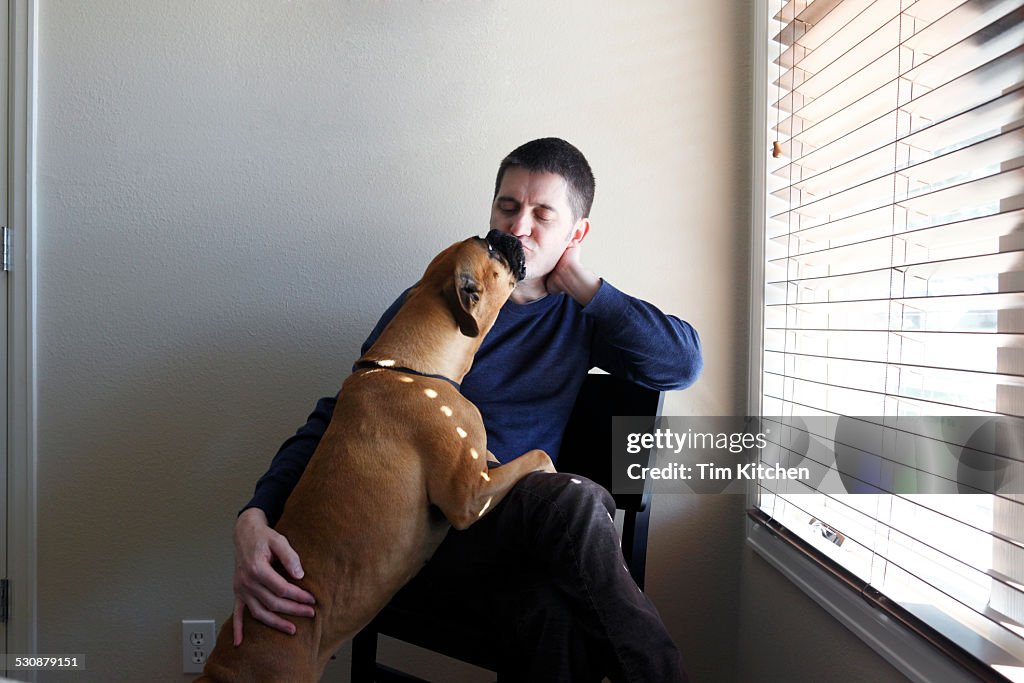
446 269 481 337
568 217 591 247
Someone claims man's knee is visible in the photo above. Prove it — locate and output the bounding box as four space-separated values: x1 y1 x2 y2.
516 471 616 517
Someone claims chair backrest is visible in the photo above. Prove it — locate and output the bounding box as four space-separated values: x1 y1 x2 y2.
556 372 664 589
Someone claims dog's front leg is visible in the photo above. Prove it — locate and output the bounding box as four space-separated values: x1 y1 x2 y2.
441 449 555 530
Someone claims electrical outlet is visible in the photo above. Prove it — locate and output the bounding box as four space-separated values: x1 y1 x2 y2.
182 619 216 674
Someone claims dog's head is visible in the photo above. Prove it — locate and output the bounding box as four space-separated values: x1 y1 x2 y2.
423 230 525 338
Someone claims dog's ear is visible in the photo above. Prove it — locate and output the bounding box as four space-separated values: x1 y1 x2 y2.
447 269 481 337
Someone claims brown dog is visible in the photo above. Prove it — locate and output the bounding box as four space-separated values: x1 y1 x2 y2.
198 232 555 682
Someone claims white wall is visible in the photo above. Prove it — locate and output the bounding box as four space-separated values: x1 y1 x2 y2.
29 1 908 681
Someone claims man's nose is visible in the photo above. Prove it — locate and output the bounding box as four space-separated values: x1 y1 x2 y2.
508 212 532 237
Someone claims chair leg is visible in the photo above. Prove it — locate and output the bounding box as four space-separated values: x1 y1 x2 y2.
622 507 651 592
351 627 379 683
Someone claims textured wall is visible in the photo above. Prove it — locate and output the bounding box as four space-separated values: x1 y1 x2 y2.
737 549 912 683
30 1 890 682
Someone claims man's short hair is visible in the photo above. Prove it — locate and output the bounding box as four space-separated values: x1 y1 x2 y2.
494 138 596 222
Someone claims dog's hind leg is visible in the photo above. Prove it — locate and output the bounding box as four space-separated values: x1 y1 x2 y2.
198 605 320 683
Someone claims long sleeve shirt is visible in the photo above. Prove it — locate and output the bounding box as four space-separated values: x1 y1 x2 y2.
243 280 702 526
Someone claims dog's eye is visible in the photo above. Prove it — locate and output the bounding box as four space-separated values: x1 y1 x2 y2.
461 282 480 303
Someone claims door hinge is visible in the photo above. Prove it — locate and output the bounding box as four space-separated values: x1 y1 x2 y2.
0 578 8 623
2 226 10 272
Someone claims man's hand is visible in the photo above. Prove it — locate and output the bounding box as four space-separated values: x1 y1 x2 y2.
232 508 316 646
545 242 601 306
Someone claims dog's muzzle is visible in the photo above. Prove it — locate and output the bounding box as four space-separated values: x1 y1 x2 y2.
484 229 526 282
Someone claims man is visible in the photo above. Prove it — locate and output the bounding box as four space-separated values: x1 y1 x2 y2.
233 138 702 681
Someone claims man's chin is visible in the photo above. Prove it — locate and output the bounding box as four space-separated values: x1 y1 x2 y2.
520 254 535 278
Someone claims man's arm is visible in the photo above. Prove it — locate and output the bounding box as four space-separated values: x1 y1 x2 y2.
583 279 703 391
241 395 338 526
546 241 702 390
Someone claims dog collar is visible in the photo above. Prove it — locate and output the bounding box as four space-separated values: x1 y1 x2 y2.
353 360 461 392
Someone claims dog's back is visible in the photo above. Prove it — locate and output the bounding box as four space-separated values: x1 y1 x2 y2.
278 368 471 632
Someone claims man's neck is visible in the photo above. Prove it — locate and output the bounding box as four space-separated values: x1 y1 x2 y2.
510 278 548 305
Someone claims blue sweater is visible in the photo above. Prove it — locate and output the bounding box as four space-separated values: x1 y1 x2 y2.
244 280 702 526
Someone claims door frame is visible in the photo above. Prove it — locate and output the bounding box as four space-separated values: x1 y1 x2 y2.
6 0 37 674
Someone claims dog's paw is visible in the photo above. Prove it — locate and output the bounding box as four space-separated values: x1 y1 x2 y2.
538 451 557 474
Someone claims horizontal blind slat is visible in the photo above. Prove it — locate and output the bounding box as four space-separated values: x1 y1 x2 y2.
765 242 1024 285
774 122 1024 206
764 329 1023 374
767 208 1024 260
757 483 1024 605
757 484 1012 544
769 164 1024 229
764 348 1024 379
777 1 1024 119
764 368 1024 415
776 44 1024 159
771 86 1024 184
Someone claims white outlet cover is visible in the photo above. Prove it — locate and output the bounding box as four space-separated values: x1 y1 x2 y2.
182 619 216 674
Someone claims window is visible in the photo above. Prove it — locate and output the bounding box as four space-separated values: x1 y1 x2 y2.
751 0 1024 681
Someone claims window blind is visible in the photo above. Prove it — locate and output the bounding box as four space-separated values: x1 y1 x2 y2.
756 0 1024 680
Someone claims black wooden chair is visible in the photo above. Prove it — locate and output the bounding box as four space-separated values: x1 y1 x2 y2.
349 372 664 682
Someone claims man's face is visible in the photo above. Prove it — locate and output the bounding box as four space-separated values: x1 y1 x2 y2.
489 167 586 282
